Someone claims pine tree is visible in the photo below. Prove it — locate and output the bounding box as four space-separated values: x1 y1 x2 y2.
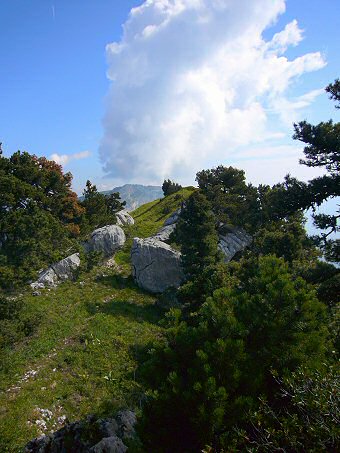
175 191 219 280
162 179 182 196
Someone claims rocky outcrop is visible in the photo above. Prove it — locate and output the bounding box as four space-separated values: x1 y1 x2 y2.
131 238 184 293
218 227 252 262
30 253 80 289
131 208 252 294
163 208 181 226
116 210 135 226
25 410 136 453
151 224 176 242
91 436 127 453
85 225 126 257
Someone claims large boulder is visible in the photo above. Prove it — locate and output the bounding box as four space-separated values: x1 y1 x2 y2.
31 253 80 289
131 238 185 293
218 227 252 262
116 210 135 226
86 225 126 257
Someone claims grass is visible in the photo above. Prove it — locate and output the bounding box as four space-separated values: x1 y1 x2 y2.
0 266 162 452
0 188 194 452
115 186 195 268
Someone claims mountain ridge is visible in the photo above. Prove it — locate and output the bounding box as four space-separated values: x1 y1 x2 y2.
80 183 163 211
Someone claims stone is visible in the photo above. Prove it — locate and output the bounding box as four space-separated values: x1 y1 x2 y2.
163 208 181 226
86 225 126 257
91 436 127 453
53 253 81 282
30 253 81 289
116 410 137 440
95 418 119 438
31 268 57 288
131 237 185 293
25 411 136 453
116 210 134 226
30 282 46 290
151 224 176 242
218 227 252 262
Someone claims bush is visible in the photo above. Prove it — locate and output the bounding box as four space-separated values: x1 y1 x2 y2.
138 256 329 452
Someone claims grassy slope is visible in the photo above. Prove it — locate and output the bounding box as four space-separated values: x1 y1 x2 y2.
0 187 194 452
115 186 195 268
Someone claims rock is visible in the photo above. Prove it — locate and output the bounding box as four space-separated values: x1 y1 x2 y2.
86 225 126 257
151 224 176 242
163 208 181 226
116 210 134 226
25 435 51 453
131 238 185 293
52 253 81 281
31 282 45 290
25 411 136 453
95 418 119 438
116 410 137 440
91 436 127 453
32 291 41 296
218 227 252 262
31 268 57 289
30 253 81 289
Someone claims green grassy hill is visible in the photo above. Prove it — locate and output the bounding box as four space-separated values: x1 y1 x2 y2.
0 187 194 452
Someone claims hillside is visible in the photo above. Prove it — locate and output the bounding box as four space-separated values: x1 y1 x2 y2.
0 188 194 452
102 184 164 211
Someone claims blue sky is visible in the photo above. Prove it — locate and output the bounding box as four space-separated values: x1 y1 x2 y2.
0 0 339 194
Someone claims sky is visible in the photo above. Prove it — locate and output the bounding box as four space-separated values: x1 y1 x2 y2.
0 0 339 195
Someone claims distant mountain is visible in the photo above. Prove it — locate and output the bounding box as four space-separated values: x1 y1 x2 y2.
103 184 163 211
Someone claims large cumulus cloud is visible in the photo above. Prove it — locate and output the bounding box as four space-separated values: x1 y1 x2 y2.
99 0 325 184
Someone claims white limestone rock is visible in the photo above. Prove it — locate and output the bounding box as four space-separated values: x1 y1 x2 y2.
52 253 81 281
30 253 80 289
116 210 135 226
86 225 126 257
218 227 252 262
163 208 181 226
131 237 184 293
151 224 176 242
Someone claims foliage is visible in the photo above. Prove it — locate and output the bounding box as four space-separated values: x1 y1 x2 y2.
252 211 315 263
0 205 77 289
196 166 262 231
172 191 222 311
290 80 339 261
162 179 182 197
175 192 219 279
297 259 340 309
138 256 329 452
0 151 83 288
235 365 339 452
80 180 125 234
326 78 340 108
0 263 161 452
0 151 84 233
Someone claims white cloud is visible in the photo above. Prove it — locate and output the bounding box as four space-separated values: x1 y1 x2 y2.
268 19 303 54
50 150 91 166
271 88 325 126
99 0 326 185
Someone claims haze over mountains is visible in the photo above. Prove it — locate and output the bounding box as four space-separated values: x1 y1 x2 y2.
101 184 163 211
